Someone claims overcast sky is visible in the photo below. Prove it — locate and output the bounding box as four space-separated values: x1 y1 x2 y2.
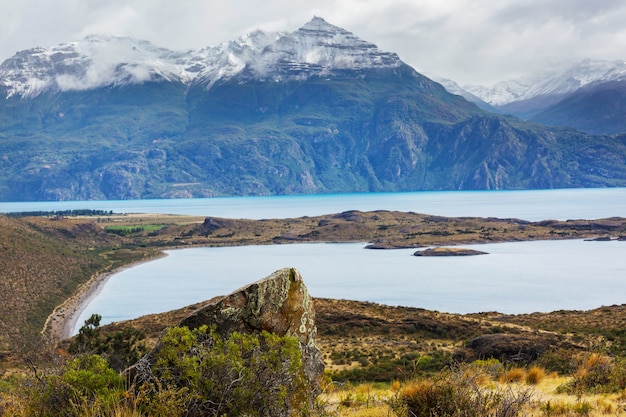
2 0 626 86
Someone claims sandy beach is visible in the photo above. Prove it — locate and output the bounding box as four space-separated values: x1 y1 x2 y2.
42 253 167 344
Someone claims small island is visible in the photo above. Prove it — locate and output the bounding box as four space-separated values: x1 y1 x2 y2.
413 247 488 256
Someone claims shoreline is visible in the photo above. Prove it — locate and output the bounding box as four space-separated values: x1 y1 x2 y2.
42 252 168 343
40 226 624 345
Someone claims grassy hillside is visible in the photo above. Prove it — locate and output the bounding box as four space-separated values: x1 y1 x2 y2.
0 216 100 352
0 215 160 357
1 211 626 416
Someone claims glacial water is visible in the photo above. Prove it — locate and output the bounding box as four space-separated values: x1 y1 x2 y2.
2 187 626 221
72 239 626 334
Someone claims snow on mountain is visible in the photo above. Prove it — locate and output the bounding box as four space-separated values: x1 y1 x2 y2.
0 17 400 98
464 59 626 106
0 36 195 98
431 76 497 111
258 17 400 75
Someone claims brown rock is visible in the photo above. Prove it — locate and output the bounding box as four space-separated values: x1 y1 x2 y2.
461 333 569 363
179 267 324 389
127 267 324 415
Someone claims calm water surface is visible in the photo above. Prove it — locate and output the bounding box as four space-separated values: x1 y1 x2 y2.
2 188 626 221
73 239 626 334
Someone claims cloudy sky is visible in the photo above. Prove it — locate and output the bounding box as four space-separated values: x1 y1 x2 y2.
2 0 626 86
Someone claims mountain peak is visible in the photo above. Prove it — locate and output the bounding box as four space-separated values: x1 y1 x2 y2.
0 17 402 98
259 16 400 75
299 16 348 34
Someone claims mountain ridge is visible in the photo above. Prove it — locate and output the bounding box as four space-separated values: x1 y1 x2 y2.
1 18 626 201
456 59 626 134
0 17 400 99
463 58 626 107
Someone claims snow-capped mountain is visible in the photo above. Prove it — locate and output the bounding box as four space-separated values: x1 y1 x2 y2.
1 16 625 202
453 59 626 134
251 17 400 75
0 16 401 98
463 59 626 107
431 76 497 112
0 36 193 98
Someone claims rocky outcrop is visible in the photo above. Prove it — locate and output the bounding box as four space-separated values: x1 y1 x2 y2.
179 267 324 387
460 333 574 363
127 267 324 415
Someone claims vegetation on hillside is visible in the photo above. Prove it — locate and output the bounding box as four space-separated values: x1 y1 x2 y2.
2 67 626 201
4 309 626 416
1 326 312 417
1 210 626 415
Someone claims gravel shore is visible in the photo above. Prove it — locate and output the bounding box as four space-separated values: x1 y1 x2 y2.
41 253 167 344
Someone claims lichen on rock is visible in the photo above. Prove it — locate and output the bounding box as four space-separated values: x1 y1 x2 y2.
127 267 324 416
179 267 324 387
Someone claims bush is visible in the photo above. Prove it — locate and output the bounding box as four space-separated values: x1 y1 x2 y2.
525 366 546 385
500 367 526 384
558 353 626 395
4 326 313 416
69 313 147 372
23 355 126 417
134 325 313 417
469 358 504 381
537 348 578 375
391 364 533 417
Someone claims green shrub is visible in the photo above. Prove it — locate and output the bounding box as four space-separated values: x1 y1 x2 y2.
469 358 505 379
5 325 313 416
537 349 578 375
69 313 147 372
24 354 126 417
135 325 313 417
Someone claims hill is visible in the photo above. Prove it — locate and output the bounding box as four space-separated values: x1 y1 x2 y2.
0 215 108 354
0 213 166 358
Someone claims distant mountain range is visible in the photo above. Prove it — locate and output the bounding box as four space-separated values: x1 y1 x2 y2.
448 59 626 135
1 17 625 201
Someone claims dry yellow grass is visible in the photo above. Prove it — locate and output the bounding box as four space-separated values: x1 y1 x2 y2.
526 365 546 385
324 375 626 417
500 367 527 383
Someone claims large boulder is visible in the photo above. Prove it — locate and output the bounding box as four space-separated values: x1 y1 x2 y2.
179 267 324 388
127 267 324 416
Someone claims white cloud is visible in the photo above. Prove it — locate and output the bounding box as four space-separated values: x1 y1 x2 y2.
2 0 626 85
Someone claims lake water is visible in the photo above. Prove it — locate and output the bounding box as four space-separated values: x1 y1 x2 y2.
75 240 626 331
2 188 626 221
2 188 623 333
73 239 626 333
